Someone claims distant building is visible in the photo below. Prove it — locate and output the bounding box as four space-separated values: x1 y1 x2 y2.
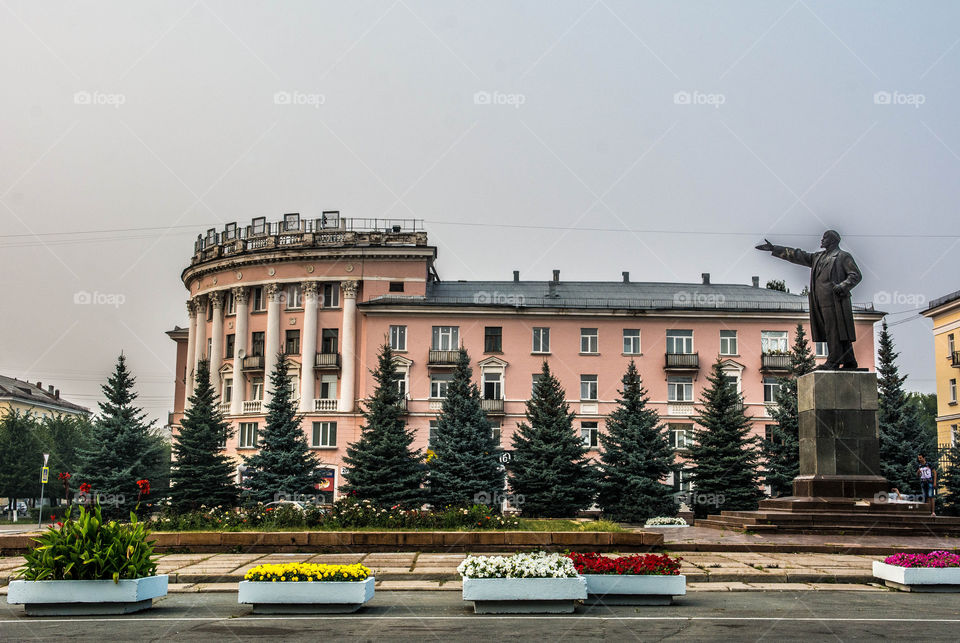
0 375 90 419
167 214 882 500
921 290 960 446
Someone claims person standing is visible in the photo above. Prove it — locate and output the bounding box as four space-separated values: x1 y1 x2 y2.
917 454 937 516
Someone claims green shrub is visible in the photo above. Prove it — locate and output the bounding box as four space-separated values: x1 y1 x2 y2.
16 504 158 582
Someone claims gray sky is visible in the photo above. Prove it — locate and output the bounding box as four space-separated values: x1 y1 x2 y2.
2 1 956 423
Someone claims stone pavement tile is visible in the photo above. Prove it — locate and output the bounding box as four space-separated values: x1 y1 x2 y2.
742 583 813 591
366 567 414 575
811 567 872 575
167 583 198 593
438 580 463 590
808 583 883 591
0 586 7 596
416 554 466 561
245 554 312 564
192 583 239 592
688 582 753 591
376 580 459 591
0 557 25 570
305 554 368 564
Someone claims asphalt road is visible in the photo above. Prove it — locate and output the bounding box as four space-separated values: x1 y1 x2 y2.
3 590 958 641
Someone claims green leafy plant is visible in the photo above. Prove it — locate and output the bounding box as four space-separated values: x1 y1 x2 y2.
16 504 158 583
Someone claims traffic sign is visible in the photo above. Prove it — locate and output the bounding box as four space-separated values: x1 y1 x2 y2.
41 467 49 484
499 451 512 464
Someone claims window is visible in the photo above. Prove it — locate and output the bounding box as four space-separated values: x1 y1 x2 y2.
285 329 300 355
252 286 265 312
251 377 264 401
239 422 258 449
389 281 404 292
581 421 599 449
532 373 543 394
206 338 212 359
429 420 438 448
950 333 957 356
953 424 960 447
319 374 337 399
666 330 693 354
623 329 641 354
251 331 265 357
672 467 693 492
815 341 828 357
490 422 502 444
286 375 298 400
761 330 789 354
222 378 233 404
432 326 459 350
580 328 599 354
532 327 550 353
321 328 339 354
719 330 738 355
723 373 740 394
431 374 452 398
283 212 300 231
667 376 693 402
226 291 236 315
394 372 407 398
390 325 407 351
311 421 337 448
580 374 598 400
484 327 503 353
763 377 780 403
284 284 302 309
951 379 958 404
225 333 235 358
669 423 693 449
322 283 340 308
765 424 783 445
483 371 502 400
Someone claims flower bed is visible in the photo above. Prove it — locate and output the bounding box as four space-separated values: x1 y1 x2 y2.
873 551 960 592
567 553 685 605
458 553 585 613
238 562 374 613
644 516 688 527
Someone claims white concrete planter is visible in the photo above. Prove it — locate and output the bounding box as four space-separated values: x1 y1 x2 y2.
583 574 686 605
461 576 587 614
643 524 690 528
7 575 168 615
238 577 375 613
873 561 960 592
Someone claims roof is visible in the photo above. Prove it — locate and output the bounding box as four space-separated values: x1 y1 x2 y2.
0 374 90 415
925 289 960 315
361 280 881 314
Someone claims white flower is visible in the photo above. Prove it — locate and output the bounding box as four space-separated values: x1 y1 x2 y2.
457 553 577 579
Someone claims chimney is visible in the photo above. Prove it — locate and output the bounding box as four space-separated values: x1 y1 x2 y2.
701 273 710 285
513 270 519 282
48 385 54 394
552 269 560 282
36 381 42 390
622 271 630 283
547 281 559 298
752 276 760 288
55 389 60 399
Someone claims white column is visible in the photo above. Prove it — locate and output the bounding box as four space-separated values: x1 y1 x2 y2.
209 291 225 398
263 283 283 404
339 280 358 413
299 282 319 412
194 295 207 386
185 300 198 408
230 287 249 416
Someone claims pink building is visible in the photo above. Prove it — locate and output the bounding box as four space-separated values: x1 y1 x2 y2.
167 214 882 499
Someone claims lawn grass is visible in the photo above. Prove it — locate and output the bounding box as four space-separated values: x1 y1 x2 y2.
148 519 626 533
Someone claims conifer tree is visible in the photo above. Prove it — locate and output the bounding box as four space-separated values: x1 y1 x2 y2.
596 360 675 522
76 353 168 518
243 353 322 503
877 321 937 492
762 323 816 496
508 361 596 517
169 360 237 512
688 359 764 518
427 348 504 509
341 344 425 507
0 410 43 512
939 443 960 516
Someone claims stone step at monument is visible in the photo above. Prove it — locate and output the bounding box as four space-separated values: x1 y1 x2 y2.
699 510 960 535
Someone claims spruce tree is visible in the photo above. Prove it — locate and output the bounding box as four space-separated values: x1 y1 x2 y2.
596 360 675 522
427 348 504 509
0 410 43 512
169 360 237 511
762 323 816 496
877 321 936 492
940 443 960 516
76 353 167 518
688 359 764 518
508 361 596 517
341 344 425 507
243 353 322 503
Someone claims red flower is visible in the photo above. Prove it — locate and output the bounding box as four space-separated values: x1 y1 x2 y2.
78 483 91 493
58 472 71 481
136 479 151 495
566 552 682 576
49 515 55 521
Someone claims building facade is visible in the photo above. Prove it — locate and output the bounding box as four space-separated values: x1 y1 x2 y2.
921 290 960 446
0 374 90 419
168 214 882 499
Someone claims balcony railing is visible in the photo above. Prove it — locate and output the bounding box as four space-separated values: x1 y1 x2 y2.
481 398 504 413
314 398 338 412
315 352 341 368
667 402 695 416
218 402 231 414
242 400 262 414
396 397 408 412
761 353 792 371
242 355 264 370
428 349 460 365
664 353 699 369
952 351 960 368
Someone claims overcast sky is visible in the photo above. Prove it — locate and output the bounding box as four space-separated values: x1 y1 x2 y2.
2 1 957 423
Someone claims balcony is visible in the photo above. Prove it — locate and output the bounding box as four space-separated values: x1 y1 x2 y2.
428 350 460 366
761 353 792 372
313 398 338 412
218 402 231 414
481 398 504 414
315 352 341 369
664 352 699 370
667 402 696 416
395 397 408 412
952 351 960 368
242 355 264 371
242 400 263 414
